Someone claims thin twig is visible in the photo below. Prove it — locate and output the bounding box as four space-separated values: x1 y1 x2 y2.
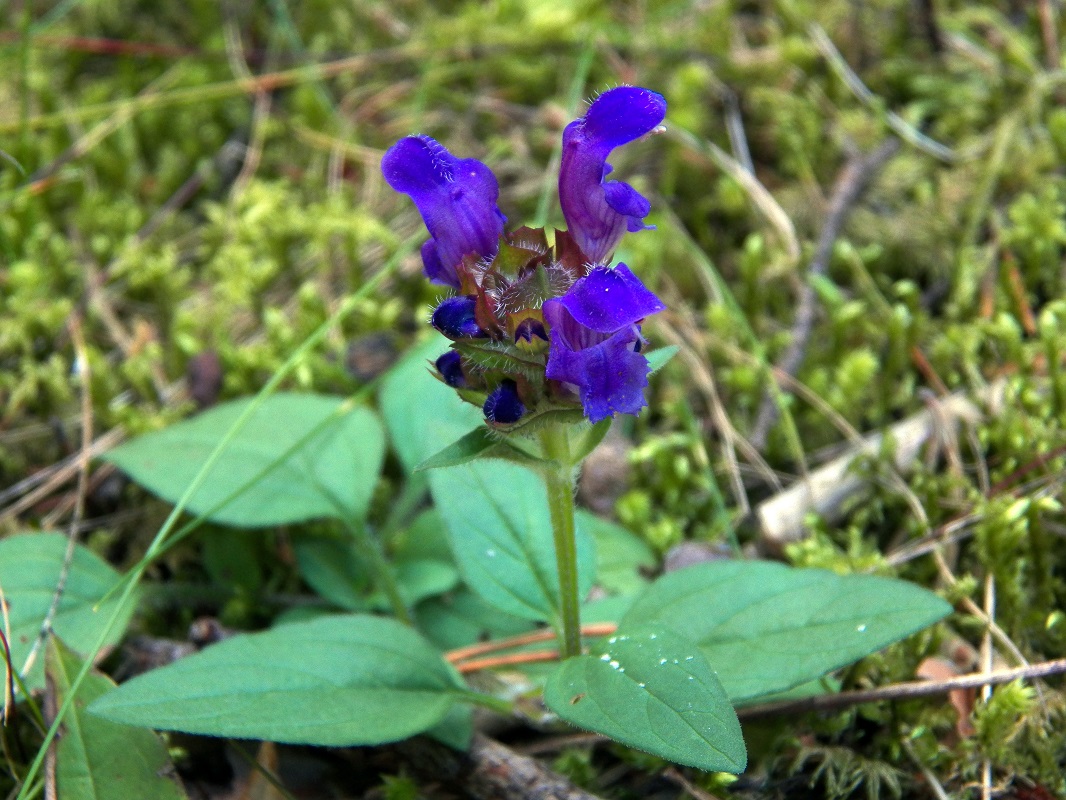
664 767 724 800
930 549 1033 671
40 465 118 529
394 733 608 800
737 658 1066 720
750 138 900 449
19 68 184 194
446 623 616 664
667 125 800 265
1037 0 1061 73
656 313 762 512
19 318 95 679
0 429 124 521
720 86 753 175
456 650 561 673
902 738 951 800
224 15 274 198
809 24 955 162
981 572 994 800
772 365 930 530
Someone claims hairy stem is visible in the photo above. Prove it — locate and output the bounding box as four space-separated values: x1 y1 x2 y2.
540 425 581 659
344 516 412 625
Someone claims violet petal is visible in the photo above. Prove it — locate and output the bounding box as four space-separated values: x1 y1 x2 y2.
558 87 666 264
484 380 525 424
557 264 665 333
435 350 466 387
431 296 483 339
544 299 653 423
382 135 506 287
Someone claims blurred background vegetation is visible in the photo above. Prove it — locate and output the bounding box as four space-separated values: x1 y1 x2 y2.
2 0 1066 797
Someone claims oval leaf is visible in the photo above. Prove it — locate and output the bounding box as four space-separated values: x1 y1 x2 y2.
578 511 656 595
47 637 187 800
89 615 467 746
622 561 952 702
104 393 384 527
0 533 137 691
429 461 596 622
544 627 746 773
416 590 534 651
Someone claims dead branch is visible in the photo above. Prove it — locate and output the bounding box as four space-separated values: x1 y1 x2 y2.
737 657 1066 721
756 384 999 552
750 138 900 451
395 733 607 800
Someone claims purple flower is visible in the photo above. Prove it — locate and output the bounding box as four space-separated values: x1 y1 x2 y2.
435 351 466 387
544 264 665 423
484 380 525 424
559 87 667 265
381 135 506 288
431 296 484 339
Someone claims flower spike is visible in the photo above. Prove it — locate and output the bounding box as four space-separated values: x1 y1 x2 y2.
382 88 667 427
558 87 667 265
382 135 506 288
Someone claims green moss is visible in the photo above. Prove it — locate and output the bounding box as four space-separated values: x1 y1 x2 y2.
4 0 1066 794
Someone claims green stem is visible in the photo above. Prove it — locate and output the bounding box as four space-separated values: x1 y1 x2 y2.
540 424 581 659
344 517 412 625
461 691 514 715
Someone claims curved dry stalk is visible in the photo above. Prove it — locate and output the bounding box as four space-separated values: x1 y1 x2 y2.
737 657 1066 720
750 137 901 450
20 317 95 679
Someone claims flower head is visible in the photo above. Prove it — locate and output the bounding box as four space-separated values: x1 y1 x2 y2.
559 87 667 265
544 264 665 422
382 88 667 427
382 135 506 288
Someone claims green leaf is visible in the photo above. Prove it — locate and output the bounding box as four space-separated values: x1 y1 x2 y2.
293 537 367 611
47 637 188 800
89 615 468 746
379 335 483 473
578 511 656 595
414 428 546 472
104 394 384 527
429 461 596 622
416 589 534 651
645 345 680 374
0 533 137 691
622 561 953 702
369 560 459 610
570 418 613 463
426 704 473 751
393 510 454 565
544 627 746 773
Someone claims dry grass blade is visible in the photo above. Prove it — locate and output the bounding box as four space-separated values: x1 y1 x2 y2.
667 125 800 266
749 137 900 450
19 317 95 679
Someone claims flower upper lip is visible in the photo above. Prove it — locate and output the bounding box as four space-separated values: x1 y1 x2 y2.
381 135 506 289
558 87 667 265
